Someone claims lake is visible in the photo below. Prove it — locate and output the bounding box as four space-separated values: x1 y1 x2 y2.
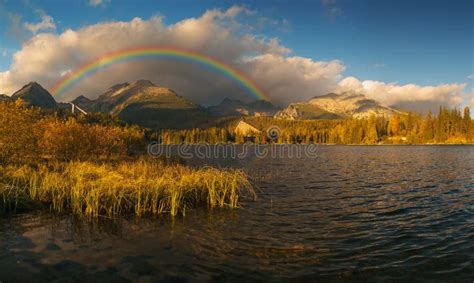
1 146 473 282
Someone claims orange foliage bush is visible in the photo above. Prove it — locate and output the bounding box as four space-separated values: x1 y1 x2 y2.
0 100 41 163
38 118 144 161
0 100 144 163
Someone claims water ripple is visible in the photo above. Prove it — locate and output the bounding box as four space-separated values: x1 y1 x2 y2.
1 145 473 281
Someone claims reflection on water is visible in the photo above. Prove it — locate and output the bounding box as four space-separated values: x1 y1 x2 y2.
1 146 473 282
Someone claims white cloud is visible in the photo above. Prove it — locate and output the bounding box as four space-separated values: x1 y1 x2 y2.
0 6 469 113
467 74 474 80
0 6 332 106
24 10 56 34
88 0 109 7
244 54 344 104
338 76 466 113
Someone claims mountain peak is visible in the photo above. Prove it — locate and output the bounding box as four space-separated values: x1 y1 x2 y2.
71 95 93 110
275 92 401 120
312 92 340 100
221 97 240 103
217 98 243 107
209 98 279 117
26 81 42 87
73 95 90 101
76 81 208 128
106 82 130 93
11 82 57 109
131 79 155 87
15 82 44 93
312 92 365 100
0 94 9 102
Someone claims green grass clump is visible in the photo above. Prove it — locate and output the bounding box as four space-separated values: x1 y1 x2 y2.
0 160 255 217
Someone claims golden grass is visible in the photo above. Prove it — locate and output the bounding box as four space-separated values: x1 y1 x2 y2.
0 160 255 217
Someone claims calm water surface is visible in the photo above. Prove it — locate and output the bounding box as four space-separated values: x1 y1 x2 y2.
1 146 473 282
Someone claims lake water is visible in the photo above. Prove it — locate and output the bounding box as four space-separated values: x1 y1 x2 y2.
1 146 473 282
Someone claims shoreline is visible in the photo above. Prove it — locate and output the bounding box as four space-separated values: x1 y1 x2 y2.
156 142 474 146
0 159 255 218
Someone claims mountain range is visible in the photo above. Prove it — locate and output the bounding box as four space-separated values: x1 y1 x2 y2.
72 80 210 129
274 92 401 120
208 98 280 117
2 80 404 129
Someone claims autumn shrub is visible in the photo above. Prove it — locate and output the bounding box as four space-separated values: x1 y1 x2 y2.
0 100 42 164
0 100 145 163
38 117 144 161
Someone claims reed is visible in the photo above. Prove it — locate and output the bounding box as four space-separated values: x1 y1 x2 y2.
0 160 255 217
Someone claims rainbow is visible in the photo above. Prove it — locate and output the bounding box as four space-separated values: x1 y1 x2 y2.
51 46 269 101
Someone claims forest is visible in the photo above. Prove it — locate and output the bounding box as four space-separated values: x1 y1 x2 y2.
157 107 473 145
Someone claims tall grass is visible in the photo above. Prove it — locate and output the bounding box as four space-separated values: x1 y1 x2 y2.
0 160 255 217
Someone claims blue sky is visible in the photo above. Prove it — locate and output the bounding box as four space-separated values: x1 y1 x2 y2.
0 0 473 109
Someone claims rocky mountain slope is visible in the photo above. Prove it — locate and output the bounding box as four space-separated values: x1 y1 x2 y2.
208 98 280 117
10 82 58 109
275 92 401 120
0 94 9 102
4 81 406 129
73 80 210 129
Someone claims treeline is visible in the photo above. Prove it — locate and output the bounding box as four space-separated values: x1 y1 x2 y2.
0 100 144 164
2 100 472 155
156 107 473 144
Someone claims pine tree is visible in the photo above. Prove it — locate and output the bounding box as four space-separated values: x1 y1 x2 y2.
389 115 401 136
364 115 378 144
421 111 434 142
463 107 471 141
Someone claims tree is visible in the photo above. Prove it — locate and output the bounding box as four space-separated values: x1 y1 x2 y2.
364 115 379 144
0 100 42 163
420 111 434 142
463 107 471 141
389 115 401 136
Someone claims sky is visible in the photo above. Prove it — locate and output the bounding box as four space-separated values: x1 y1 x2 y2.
0 0 473 112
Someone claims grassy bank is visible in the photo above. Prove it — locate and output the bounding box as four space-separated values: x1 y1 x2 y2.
0 101 256 218
0 160 255 217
